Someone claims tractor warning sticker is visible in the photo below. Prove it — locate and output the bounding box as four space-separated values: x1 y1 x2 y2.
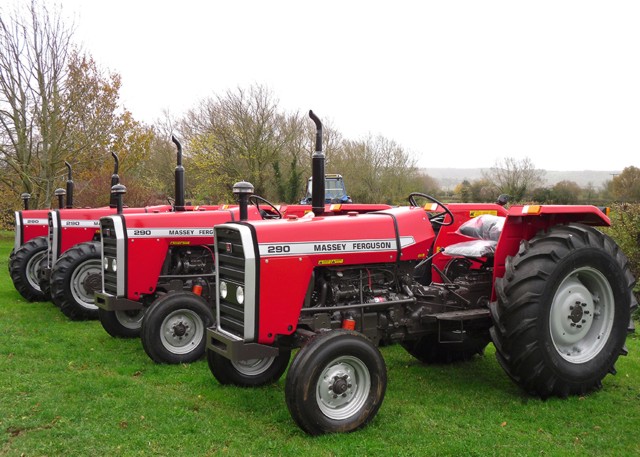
318 259 345 265
469 210 498 218
259 236 415 257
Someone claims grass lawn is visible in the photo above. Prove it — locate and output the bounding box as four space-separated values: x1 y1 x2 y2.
1 230 639 456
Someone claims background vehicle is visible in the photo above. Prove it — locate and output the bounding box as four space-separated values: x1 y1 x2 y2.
206 111 637 435
300 174 351 204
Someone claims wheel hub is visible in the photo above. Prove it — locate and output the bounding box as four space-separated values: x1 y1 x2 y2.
171 321 189 338
329 374 351 396
82 273 102 295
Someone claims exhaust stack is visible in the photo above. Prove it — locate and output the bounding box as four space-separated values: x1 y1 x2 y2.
172 135 186 211
65 161 74 208
109 152 120 208
309 110 324 217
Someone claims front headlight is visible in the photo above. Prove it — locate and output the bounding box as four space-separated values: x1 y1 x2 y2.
103 257 109 271
220 281 228 299
236 286 244 305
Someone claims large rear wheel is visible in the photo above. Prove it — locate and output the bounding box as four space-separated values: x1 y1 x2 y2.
9 236 49 302
50 241 102 320
490 223 637 398
285 330 387 435
401 330 490 364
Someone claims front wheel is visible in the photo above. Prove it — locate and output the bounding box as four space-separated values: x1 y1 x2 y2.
98 308 145 338
141 291 213 364
9 236 49 301
285 330 387 435
50 241 102 320
207 348 291 387
490 223 637 398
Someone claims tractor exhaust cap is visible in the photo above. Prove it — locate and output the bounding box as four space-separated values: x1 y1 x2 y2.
233 181 254 221
309 110 325 217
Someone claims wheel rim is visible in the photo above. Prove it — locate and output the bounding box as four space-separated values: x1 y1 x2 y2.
26 251 46 292
549 266 615 363
231 357 275 376
159 309 204 355
69 259 102 310
115 309 144 330
316 355 371 420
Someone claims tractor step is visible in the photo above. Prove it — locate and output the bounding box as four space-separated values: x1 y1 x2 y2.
427 308 491 322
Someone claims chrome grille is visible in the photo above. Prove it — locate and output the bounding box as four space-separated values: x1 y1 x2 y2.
101 217 119 295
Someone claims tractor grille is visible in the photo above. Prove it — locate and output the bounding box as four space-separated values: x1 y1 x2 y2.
101 218 119 295
47 213 55 268
215 226 251 339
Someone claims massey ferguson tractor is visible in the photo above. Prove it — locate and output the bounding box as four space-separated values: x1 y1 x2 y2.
95 118 390 364
205 111 637 435
41 139 226 321
10 162 76 301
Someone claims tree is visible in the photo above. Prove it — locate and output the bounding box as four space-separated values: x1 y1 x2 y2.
482 157 545 202
0 1 142 209
550 180 582 204
611 166 640 202
0 0 73 208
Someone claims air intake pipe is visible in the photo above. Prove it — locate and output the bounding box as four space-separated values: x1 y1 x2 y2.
172 135 185 211
109 152 120 208
309 110 324 217
111 184 127 215
65 161 74 208
233 181 254 221
21 193 31 210
54 188 66 209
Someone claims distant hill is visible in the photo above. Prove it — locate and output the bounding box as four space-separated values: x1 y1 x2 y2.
422 168 618 191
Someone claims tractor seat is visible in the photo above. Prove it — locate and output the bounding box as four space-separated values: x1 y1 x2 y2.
443 215 505 258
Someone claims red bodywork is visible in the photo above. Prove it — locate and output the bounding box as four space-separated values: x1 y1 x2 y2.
104 203 392 303
232 203 610 345
14 209 50 251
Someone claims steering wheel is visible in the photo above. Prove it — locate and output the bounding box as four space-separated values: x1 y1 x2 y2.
249 195 282 219
408 192 454 226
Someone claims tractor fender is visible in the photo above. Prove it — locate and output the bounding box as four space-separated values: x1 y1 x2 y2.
492 205 611 294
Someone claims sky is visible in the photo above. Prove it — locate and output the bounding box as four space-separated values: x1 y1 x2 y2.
46 0 640 172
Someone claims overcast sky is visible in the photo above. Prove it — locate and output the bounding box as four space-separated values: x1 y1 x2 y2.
51 0 640 172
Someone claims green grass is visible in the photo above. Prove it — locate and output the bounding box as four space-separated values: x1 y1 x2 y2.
1 230 639 456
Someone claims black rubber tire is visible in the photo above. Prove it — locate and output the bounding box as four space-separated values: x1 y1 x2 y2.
141 291 214 364
9 236 49 302
50 241 102 320
285 330 387 435
8 247 15 273
98 308 145 338
401 331 491 364
207 347 291 387
37 254 51 299
489 223 637 398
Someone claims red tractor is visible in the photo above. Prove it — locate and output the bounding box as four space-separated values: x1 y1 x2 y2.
10 162 76 301
205 111 637 435
95 118 390 364
42 138 236 321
